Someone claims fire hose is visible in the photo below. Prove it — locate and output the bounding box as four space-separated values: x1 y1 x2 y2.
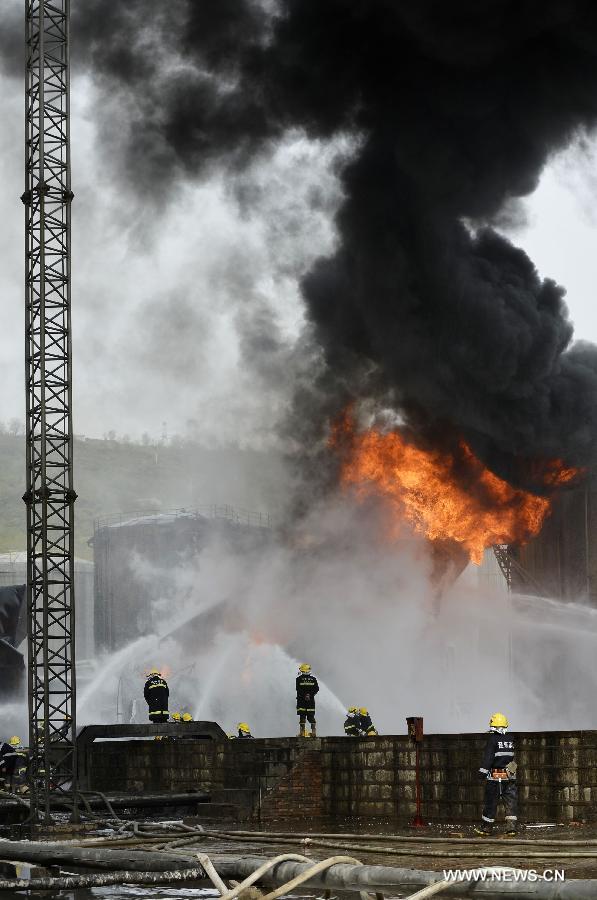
112 827 597 859
72 823 597 853
209 827 597 848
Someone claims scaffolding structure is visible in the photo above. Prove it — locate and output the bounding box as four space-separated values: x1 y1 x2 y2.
493 543 542 596
23 0 77 821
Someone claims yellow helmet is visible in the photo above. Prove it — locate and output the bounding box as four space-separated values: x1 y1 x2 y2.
299 663 311 673
148 668 160 676
182 713 193 722
9 736 21 747
359 707 368 716
489 712 509 729
171 712 181 721
238 722 250 733
348 706 357 714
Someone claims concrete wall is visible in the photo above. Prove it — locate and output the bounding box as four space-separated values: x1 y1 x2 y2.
83 731 597 824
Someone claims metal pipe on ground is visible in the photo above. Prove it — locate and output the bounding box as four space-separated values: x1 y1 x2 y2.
0 792 208 814
0 867 205 892
211 855 597 898
0 840 198 872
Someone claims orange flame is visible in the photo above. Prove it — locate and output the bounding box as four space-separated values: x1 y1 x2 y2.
331 412 580 565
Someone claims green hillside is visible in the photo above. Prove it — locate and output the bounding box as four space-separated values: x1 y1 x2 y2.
0 434 288 560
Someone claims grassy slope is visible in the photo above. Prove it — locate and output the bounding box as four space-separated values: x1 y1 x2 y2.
0 434 288 560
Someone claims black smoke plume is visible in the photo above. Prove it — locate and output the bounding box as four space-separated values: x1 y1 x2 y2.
5 1 597 490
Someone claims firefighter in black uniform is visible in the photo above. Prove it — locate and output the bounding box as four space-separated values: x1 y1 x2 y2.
356 707 378 736
475 712 518 835
296 663 319 737
0 737 28 793
0 738 14 789
144 668 169 724
344 707 359 736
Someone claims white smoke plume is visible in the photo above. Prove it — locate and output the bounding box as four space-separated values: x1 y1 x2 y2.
74 497 597 738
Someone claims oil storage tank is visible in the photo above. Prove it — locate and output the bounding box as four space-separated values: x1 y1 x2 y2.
92 505 273 652
0 551 95 661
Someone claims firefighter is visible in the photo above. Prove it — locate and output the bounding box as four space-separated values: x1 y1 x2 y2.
170 711 181 723
237 722 254 739
182 713 193 723
296 663 319 737
143 668 169 724
0 737 28 793
475 712 518 836
0 738 13 789
356 707 378 736
344 707 359 736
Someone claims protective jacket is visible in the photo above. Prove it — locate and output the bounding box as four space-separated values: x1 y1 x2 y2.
0 743 28 779
479 729 515 781
344 714 359 736
296 673 319 712
144 675 169 719
0 742 13 776
357 713 377 735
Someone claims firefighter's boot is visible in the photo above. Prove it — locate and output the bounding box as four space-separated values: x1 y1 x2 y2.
474 823 493 836
299 722 306 738
310 721 317 738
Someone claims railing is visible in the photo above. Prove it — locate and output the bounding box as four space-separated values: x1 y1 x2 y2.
93 504 274 534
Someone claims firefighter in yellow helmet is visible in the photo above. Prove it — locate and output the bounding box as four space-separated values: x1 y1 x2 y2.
344 707 359 736
182 713 193 723
0 737 16 789
144 668 169 724
237 722 254 739
0 737 28 793
296 663 319 738
356 708 378 736
475 713 518 836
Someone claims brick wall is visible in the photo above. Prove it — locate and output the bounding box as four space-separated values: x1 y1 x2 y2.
83 731 597 824
260 749 324 821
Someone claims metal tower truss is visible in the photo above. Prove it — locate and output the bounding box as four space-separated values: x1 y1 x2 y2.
492 544 512 592
23 0 77 821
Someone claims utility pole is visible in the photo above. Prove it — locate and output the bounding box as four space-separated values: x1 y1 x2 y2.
23 0 77 822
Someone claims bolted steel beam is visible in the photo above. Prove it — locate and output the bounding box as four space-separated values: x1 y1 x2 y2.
24 0 77 822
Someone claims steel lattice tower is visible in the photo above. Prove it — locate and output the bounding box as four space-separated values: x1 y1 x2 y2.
23 0 77 822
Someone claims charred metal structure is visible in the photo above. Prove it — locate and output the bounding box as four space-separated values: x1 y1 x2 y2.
93 506 272 654
23 0 77 821
511 473 597 604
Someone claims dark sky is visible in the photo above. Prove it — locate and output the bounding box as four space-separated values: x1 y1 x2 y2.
1 0 597 493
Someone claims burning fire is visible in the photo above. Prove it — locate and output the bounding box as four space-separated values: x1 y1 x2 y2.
331 412 579 565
